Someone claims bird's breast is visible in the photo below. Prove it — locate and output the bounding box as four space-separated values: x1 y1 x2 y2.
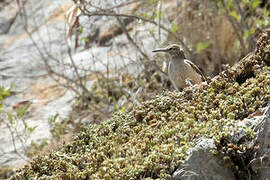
168 59 202 89
168 60 185 89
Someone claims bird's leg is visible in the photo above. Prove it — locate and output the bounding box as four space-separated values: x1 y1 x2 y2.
172 82 180 91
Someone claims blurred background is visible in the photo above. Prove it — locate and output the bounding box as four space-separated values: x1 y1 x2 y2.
0 0 269 178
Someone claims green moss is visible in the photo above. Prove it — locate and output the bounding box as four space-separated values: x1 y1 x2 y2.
10 31 270 179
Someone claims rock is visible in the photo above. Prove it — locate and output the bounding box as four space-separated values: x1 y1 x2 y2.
0 18 10 34
249 104 270 179
172 139 234 180
0 0 73 167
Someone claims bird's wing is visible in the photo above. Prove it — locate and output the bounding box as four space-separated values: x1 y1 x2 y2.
184 59 207 81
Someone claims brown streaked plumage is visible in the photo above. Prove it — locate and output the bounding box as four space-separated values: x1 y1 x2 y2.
152 44 206 90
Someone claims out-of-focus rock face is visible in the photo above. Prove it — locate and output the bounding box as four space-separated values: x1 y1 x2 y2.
0 0 74 167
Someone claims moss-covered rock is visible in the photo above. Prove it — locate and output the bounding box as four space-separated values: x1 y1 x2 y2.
10 30 270 179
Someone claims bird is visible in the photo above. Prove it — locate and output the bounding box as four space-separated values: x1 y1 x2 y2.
152 44 206 91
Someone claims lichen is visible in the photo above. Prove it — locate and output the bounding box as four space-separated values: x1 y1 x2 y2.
10 30 270 179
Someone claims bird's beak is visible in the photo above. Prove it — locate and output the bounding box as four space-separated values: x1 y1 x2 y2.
152 48 168 53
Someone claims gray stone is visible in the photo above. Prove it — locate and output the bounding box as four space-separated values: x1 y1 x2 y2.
172 139 234 180
250 104 270 179
0 18 10 34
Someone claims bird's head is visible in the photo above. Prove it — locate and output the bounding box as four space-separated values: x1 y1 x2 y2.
152 44 186 59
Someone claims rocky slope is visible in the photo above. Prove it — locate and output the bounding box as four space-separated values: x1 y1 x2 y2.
9 30 270 179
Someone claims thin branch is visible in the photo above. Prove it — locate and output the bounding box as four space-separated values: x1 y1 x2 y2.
116 17 167 76
218 0 247 54
233 0 255 50
79 8 190 53
157 0 162 41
